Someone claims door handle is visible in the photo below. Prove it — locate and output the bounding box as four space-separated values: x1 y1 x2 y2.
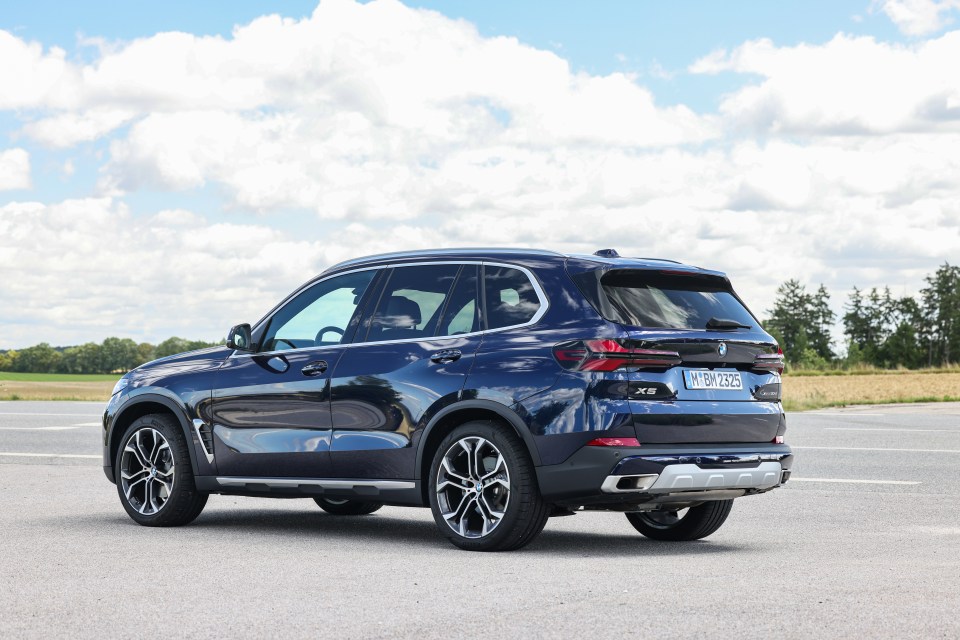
430 349 462 364
301 360 328 376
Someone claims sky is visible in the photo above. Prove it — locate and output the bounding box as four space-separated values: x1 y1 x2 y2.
1 0 959 349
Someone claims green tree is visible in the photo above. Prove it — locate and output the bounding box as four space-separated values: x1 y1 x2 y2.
766 279 835 363
154 337 191 358
136 342 155 367
920 263 960 366
14 343 62 373
0 350 18 371
100 337 139 373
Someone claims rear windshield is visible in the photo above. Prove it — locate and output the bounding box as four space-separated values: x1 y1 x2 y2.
572 269 757 330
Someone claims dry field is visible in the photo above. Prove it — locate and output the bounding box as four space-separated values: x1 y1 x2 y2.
0 377 114 401
782 371 960 411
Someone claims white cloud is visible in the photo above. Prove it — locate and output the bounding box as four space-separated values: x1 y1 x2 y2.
1 0 960 348
690 31 960 135
878 0 960 36
0 149 31 190
0 198 336 347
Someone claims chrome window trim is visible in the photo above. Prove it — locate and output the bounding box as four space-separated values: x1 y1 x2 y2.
230 259 550 358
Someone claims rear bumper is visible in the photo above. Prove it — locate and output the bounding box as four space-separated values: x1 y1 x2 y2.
536 443 793 508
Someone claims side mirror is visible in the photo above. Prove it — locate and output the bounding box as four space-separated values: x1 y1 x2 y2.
226 323 253 351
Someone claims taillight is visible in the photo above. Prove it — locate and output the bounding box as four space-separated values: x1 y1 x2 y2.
587 437 641 447
772 435 784 444
553 339 681 372
753 347 784 374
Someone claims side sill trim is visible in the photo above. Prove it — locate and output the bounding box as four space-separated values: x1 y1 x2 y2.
214 477 415 491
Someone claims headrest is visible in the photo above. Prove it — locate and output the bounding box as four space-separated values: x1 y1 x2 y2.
377 296 421 329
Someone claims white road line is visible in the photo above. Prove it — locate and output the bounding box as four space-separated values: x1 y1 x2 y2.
790 477 921 485
825 427 960 433
0 412 102 417
0 452 100 459
808 413 886 416
794 446 960 453
0 426 80 431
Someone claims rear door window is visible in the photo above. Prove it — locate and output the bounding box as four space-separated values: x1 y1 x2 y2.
363 264 460 343
574 269 756 330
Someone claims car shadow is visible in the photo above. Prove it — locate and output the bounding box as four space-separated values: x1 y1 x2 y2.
74 507 756 556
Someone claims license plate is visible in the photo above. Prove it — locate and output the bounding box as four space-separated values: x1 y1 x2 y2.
683 370 742 390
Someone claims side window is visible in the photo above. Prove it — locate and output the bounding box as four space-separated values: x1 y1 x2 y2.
365 264 460 343
483 265 541 330
438 265 480 336
262 270 376 351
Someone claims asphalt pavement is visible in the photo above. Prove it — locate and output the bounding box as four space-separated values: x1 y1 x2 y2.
2 401 959 638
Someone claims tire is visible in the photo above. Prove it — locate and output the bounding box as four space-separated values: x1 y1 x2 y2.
625 500 733 541
313 497 383 515
114 413 208 527
428 420 549 552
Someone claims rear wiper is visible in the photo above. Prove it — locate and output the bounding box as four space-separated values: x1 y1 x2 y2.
706 317 752 330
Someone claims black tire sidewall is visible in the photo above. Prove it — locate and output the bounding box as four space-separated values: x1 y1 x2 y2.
427 421 540 551
114 414 203 526
313 497 383 515
626 499 733 541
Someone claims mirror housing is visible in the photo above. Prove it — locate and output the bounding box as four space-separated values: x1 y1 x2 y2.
226 323 253 351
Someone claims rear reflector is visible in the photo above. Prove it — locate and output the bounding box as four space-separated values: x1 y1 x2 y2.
554 339 681 372
587 437 641 447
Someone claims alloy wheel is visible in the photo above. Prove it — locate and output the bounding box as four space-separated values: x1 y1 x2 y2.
435 436 510 538
119 427 175 516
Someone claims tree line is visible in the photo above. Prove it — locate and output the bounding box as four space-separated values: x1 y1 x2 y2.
0 337 219 374
765 263 960 370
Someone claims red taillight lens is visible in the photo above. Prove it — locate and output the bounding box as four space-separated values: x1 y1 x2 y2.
753 349 784 375
554 340 681 372
772 435 784 444
587 437 641 447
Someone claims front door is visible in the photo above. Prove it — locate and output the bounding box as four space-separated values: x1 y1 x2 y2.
328 263 483 479
211 269 378 477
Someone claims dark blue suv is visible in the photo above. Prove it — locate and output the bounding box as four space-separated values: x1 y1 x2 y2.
103 248 792 551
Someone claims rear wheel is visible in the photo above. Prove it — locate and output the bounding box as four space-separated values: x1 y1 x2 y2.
115 413 208 527
428 420 549 552
626 500 733 541
312 497 382 515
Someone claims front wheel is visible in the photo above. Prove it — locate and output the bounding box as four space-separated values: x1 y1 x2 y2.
115 413 208 527
625 500 733 541
313 497 382 515
428 421 549 552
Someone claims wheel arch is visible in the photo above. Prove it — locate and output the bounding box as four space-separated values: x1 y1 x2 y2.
109 393 198 477
416 399 541 503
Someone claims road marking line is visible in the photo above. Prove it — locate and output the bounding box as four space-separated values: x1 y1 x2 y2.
73 422 102 427
0 411 97 418
809 413 886 416
0 452 100 459
0 426 80 431
790 477 920 485
794 446 960 453
825 427 959 433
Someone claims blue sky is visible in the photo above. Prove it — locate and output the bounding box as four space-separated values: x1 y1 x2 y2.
1 0 959 348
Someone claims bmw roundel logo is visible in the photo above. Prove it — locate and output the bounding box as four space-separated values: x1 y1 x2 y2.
718 342 727 357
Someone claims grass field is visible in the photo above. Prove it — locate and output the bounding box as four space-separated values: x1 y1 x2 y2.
2 370 959 409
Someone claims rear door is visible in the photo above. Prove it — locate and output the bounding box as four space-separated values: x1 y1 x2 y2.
570 268 783 443
327 263 483 479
